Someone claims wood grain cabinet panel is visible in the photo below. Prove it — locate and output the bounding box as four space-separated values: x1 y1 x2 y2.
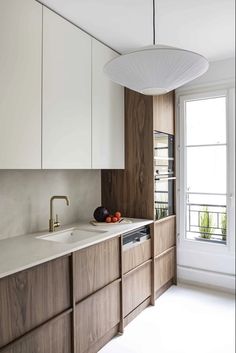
154 216 176 256
155 247 176 293
75 281 120 353
0 257 71 348
123 239 151 274
123 262 151 317
153 92 175 135
74 237 120 302
2 314 72 353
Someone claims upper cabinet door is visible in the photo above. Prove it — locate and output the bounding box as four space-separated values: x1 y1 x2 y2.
92 40 124 169
42 8 92 169
0 0 42 169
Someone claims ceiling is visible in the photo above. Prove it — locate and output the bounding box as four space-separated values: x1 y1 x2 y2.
41 0 235 61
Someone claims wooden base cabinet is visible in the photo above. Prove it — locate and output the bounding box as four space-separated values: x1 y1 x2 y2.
123 239 151 274
2 314 72 353
155 247 176 294
123 262 151 317
75 281 120 353
74 238 120 302
0 257 71 349
154 216 176 256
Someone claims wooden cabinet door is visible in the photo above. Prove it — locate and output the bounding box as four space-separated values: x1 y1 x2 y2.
42 7 91 169
123 262 151 317
74 237 120 302
154 216 176 256
92 39 124 169
155 247 176 293
3 314 71 353
75 281 120 353
0 0 42 169
123 239 151 274
153 91 175 135
0 257 71 348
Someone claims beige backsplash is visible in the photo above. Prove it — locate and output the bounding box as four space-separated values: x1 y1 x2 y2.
0 170 101 240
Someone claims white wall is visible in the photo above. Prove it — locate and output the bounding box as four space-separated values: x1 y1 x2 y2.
176 58 235 293
177 57 235 90
0 170 101 240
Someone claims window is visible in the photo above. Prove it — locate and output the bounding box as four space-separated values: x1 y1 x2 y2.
179 90 233 245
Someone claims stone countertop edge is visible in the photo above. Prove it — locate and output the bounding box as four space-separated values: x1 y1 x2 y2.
0 218 153 279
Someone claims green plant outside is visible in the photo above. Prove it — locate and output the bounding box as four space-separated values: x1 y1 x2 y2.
199 206 213 239
221 213 227 241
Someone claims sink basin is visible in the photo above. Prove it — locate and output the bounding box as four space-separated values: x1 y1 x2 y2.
37 228 107 244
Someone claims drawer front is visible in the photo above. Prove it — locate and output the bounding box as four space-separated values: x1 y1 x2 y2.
75 281 120 353
123 239 151 274
74 237 120 302
123 262 151 317
0 257 71 348
3 314 71 353
155 247 176 292
154 216 176 256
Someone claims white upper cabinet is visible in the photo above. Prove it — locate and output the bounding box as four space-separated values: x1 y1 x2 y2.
0 0 42 169
42 8 92 169
92 40 124 169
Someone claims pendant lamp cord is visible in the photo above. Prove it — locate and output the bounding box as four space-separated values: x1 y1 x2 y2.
153 0 156 45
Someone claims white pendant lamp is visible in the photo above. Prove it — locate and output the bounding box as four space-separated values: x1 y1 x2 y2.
104 0 209 95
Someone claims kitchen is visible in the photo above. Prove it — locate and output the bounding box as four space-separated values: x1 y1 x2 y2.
0 1 235 353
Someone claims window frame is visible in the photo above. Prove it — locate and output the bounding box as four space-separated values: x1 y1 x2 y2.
177 88 235 254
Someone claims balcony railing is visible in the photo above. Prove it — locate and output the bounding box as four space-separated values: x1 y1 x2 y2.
186 202 227 244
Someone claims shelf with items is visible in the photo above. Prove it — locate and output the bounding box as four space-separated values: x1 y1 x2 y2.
154 131 175 221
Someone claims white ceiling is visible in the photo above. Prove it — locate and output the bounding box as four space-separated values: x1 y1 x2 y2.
41 0 235 61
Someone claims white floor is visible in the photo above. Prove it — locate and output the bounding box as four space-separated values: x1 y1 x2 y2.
99 284 235 353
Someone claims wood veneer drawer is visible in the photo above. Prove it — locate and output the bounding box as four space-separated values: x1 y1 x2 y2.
155 247 176 292
154 216 176 256
2 314 72 353
0 257 71 348
123 239 151 274
74 237 120 302
75 281 120 353
123 261 151 317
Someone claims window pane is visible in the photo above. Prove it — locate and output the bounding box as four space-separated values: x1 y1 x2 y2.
186 194 227 243
186 97 226 145
187 145 226 194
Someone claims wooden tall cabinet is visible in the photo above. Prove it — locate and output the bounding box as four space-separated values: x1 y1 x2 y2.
102 89 176 298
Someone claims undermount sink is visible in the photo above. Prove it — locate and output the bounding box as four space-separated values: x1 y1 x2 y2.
37 228 107 244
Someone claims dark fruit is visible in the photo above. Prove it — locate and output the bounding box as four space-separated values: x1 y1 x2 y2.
93 206 109 222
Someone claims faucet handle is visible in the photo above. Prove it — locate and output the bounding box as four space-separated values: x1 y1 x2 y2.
54 214 60 228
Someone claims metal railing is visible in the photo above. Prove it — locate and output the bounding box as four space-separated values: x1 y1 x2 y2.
186 202 227 243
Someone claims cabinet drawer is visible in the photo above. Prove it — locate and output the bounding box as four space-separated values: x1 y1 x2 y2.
74 237 120 302
123 262 151 317
154 216 176 256
123 239 151 274
0 257 71 348
75 281 120 353
2 314 71 353
155 247 176 292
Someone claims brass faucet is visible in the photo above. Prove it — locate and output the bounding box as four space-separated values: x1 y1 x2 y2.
49 195 70 232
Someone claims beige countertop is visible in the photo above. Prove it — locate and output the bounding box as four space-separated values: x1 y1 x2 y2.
0 218 153 279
